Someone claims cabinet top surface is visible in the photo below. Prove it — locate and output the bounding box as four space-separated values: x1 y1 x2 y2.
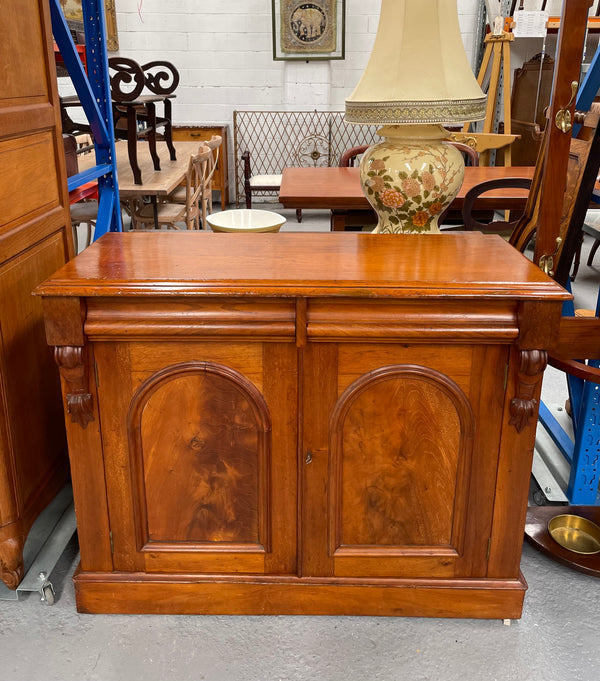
38 232 569 300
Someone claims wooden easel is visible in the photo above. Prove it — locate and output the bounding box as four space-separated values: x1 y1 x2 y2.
462 29 515 165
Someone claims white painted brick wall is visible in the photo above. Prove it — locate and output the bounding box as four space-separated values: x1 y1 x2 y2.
108 0 481 201
115 0 481 124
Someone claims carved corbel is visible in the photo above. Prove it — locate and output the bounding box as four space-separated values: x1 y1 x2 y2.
54 346 94 429
509 350 548 433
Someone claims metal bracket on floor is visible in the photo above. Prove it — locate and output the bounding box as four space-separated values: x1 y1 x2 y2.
0 485 77 605
533 403 571 504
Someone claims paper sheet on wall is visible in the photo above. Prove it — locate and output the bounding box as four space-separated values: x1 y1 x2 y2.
513 10 549 38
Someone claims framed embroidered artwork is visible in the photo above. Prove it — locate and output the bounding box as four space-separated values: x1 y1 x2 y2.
272 0 345 61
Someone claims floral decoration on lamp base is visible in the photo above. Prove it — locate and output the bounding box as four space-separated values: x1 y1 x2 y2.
360 124 465 234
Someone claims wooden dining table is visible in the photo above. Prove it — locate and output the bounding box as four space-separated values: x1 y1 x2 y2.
78 140 200 229
78 140 200 200
279 165 535 231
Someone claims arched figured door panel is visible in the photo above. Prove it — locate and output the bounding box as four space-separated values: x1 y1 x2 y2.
128 362 271 551
94 341 298 577
328 364 476 578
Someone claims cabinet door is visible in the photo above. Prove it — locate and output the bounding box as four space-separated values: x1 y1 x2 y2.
301 342 508 580
94 340 297 576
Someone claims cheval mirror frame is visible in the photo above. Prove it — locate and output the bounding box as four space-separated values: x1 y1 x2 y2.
522 0 600 575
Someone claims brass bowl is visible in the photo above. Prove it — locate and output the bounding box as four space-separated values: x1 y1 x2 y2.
548 514 600 555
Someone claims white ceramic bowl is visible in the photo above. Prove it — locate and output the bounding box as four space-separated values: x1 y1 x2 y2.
206 209 286 233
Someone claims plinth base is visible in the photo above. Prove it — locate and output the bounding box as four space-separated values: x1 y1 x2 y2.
73 569 528 618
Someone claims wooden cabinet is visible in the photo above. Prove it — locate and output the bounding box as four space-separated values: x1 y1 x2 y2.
172 125 229 209
38 232 568 617
0 0 74 588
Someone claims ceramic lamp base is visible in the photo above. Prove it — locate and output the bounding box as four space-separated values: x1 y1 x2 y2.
360 124 465 234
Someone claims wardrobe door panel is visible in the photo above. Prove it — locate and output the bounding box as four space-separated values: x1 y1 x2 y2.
0 0 72 589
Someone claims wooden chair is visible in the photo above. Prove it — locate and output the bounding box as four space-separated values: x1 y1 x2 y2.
568 215 600 279
334 145 375 230
460 177 533 237
64 133 97 251
569 103 600 278
436 142 481 227
339 141 479 167
460 110 600 274
203 135 222 218
62 59 179 186
69 201 98 252
132 153 203 230
168 145 214 228
338 145 369 167
583 221 600 268
514 110 600 282
242 150 302 223
109 58 179 185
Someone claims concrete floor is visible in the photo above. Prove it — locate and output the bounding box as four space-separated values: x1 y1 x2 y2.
2 210 599 681
0 538 598 681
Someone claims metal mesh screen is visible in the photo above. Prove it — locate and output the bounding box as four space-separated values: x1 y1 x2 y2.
233 111 379 205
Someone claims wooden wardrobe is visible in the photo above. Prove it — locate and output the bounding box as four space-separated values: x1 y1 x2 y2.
0 0 74 588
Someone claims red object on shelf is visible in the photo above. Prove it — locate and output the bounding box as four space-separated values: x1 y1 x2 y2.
69 181 98 205
54 42 87 72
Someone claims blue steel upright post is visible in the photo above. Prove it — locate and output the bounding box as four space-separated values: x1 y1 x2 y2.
565 289 600 504
50 0 121 236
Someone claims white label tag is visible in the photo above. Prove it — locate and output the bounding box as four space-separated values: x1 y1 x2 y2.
513 10 549 38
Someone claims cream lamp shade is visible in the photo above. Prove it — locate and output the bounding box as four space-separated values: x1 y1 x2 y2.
345 0 487 234
346 0 486 125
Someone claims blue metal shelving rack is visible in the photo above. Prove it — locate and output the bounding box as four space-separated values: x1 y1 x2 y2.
50 0 121 236
539 289 600 506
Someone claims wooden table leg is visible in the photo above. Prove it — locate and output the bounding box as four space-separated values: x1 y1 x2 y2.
330 210 348 231
151 196 159 230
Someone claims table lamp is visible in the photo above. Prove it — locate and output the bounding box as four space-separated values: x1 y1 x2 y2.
345 0 487 233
